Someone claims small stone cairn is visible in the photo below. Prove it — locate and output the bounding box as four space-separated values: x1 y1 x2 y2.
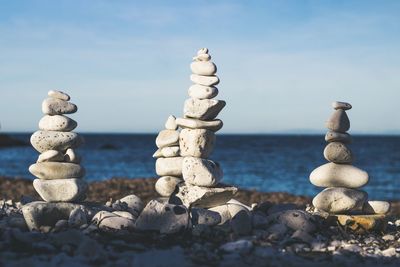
310 101 390 216
29 90 87 202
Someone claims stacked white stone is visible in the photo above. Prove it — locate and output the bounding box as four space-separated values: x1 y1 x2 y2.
153 115 183 196
29 90 87 202
310 101 390 215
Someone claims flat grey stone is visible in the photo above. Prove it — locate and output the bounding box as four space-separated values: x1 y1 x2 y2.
29 162 85 179
332 101 352 110
325 131 352 143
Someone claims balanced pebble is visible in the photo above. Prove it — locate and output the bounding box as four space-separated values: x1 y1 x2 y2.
176 117 223 132
332 101 352 110
48 90 70 101
184 98 226 120
161 146 180 157
37 150 64 163
193 53 211 61
323 142 353 163
155 129 179 148
39 115 77 132
33 178 88 202
325 131 352 143
363 200 390 214
30 130 82 153
179 128 215 158
182 157 223 187
165 115 178 130
188 84 218 99
312 187 368 213
29 162 85 179
155 176 182 197
325 109 350 133
155 157 183 177
190 61 217 76
190 74 219 86
42 98 77 115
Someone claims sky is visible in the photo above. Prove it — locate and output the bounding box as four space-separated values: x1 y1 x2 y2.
0 0 399 134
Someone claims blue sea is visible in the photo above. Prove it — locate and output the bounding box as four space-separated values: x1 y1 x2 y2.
0 134 399 200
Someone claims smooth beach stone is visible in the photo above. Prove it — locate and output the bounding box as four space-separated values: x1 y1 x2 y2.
184 98 225 120
48 90 70 101
188 84 218 99
332 101 352 110
39 115 77 131
363 201 391 214
325 131 352 143
325 109 350 133
323 142 353 163
165 115 178 130
193 53 211 62
176 117 223 132
92 211 135 231
37 150 64 163
135 199 189 234
190 74 220 86
312 187 368 214
155 176 182 197
310 163 368 188
173 183 238 208
64 148 81 163
190 61 217 76
209 203 252 234
161 146 180 157
119 194 144 216
179 128 215 158
182 157 223 187
31 130 82 153
68 207 87 228
197 48 208 55
42 98 77 115
29 162 85 179
155 157 183 177
155 129 179 148
33 178 88 202
275 210 317 233
152 148 162 158
190 208 221 226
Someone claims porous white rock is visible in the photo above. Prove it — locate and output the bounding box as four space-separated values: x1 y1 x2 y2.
155 157 183 177
161 146 180 157
165 115 178 130
33 178 88 202
42 98 77 115
190 74 219 86
155 129 179 148
176 117 223 132
182 157 223 187
188 84 218 99
190 61 217 76
325 109 350 133
155 176 182 197
363 201 390 214
29 162 85 179
323 142 353 163
48 90 70 101
37 150 64 163
184 98 225 120
332 101 352 110
179 128 215 158
325 131 352 143
312 187 368 213
310 163 368 188
39 115 77 131
31 130 82 153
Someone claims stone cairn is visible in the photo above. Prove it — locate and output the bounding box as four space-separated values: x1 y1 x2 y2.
310 101 390 216
29 90 87 202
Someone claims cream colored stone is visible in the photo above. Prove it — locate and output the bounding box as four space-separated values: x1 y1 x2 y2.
179 128 215 158
39 115 77 132
29 162 85 179
363 201 390 214
190 61 217 76
190 74 219 86
30 130 82 153
193 53 211 61
155 157 183 176
182 157 223 187
188 84 218 99
155 176 182 196
152 148 162 158
155 129 179 148
176 117 223 132
33 178 88 202
37 150 64 163
165 115 178 130
184 98 225 120
42 98 77 115
64 148 81 163
161 146 180 157
310 163 368 188
48 90 70 101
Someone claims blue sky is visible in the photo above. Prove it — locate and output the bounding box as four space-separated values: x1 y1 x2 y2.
0 0 399 133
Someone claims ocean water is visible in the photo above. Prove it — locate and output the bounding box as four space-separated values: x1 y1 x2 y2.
0 134 399 200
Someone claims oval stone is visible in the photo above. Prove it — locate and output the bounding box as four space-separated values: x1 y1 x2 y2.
155 176 182 197
155 157 183 177
193 53 211 61
332 101 352 110
190 74 219 86
37 150 64 163
176 117 223 132
48 90 70 101
190 61 217 76
33 178 88 202
165 115 178 130
325 131 352 143
42 98 77 115
179 128 215 158
188 84 218 99
182 157 223 187
323 142 353 163
312 187 367 214
30 130 82 153
155 129 179 148
39 115 77 131
310 163 368 188
29 162 85 179
184 98 226 120
325 110 350 133
363 201 390 214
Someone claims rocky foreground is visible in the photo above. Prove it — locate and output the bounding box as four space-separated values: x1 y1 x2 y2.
0 177 399 267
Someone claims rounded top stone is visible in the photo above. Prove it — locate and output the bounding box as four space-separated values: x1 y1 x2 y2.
197 48 209 55
48 90 70 101
332 101 352 110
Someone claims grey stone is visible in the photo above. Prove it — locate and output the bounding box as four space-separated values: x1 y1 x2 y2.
191 208 221 226
177 117 223 132
30 130 82 153
119 194 144 215
291 230 314 244
179 128 215 158
182 157 223 187
29 162 85 179
190 61 217 76
155 157 183 176
165 115 178 130
267 203 298 215
92 211 135 231
112 211 136 220
325 109 350 133
39 115 77 131
313 187 368 213
42 98 77 115
275 210 317 233
310 163 368 188
54 219 69 231
191 74 220 86
48 90 70 101
135 199 189 234
332 101 352 110
188 84 218 99
323 142 353 163
184 98 225 120
155 176 182 197
267 223 289 239
37 150 64 163
325 131 352 143
363 200 390 214
68 207 87 227
155 129 179 148
230 209 252 235
33 178 88 202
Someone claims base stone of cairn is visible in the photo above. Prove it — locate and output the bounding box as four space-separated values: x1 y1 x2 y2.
137 48 253 235
309 101 390 232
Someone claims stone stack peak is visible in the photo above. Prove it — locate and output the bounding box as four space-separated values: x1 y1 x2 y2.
310 101 390 215
29 90 87 202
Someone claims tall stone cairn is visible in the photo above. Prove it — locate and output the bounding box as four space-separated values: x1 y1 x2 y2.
29 90 87 202
310 101 390 215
